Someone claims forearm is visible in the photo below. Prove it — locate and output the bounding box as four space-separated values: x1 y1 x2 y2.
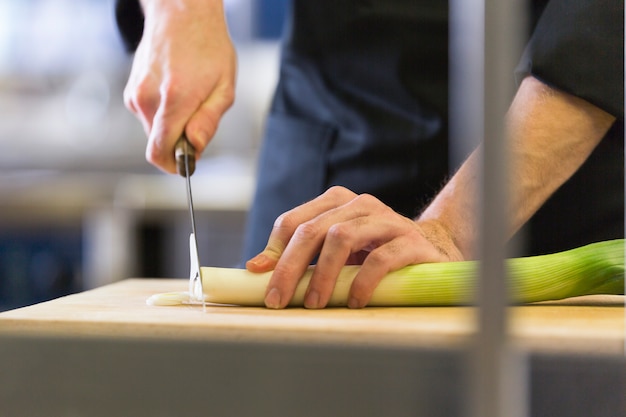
418 76 616 259
506 77 616 235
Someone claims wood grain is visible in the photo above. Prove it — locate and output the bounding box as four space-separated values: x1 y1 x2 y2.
0 279 623 354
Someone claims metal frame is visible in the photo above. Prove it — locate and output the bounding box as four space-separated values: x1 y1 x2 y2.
451 0 528 414
0 335 624 417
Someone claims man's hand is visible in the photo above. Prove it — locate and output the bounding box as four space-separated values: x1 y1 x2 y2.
246 186 464 309
244 76 616 311
124 0 236 173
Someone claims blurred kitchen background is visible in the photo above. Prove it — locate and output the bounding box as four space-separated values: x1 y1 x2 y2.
0 0 287 310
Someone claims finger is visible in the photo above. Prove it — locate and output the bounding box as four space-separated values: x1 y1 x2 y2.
263 218 328 309
261 188 363 308
303 199 447 309
264 192 390 309
307 209 413 308
145 83 204 173
145 71 236 173
246 186 357 273
185 78 235 155
347 231 448 309
346 237 414 309
303 220 361 308
145 105 186 173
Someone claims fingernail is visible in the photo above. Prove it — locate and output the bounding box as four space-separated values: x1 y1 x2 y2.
348 297 361 309
265 287 282 309
246 254 263 267
304 290 320 309
246 254 270 270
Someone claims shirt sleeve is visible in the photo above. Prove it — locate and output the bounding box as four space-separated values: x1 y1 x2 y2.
115 0 144 53
515 0 624 118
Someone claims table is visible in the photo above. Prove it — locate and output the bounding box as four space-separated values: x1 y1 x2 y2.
0 279 624 417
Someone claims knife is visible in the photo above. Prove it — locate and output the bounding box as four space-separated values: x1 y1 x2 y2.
174 135 204 303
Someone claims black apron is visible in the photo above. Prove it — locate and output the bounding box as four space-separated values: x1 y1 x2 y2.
242 0 450 260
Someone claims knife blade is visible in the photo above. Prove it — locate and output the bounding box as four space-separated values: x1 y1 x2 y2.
174 135 204 303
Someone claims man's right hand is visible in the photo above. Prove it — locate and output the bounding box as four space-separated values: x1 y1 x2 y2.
124 0 237 173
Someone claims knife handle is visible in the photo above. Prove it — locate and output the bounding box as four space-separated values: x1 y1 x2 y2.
174 135 196 177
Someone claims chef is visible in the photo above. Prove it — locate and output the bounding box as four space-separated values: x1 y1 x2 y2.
116 0 623 308
245 0 624 309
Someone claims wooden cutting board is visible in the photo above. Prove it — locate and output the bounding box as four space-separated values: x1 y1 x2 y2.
0 278 623 355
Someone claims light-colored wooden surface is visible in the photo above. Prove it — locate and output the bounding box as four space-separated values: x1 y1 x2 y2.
0 279 623 354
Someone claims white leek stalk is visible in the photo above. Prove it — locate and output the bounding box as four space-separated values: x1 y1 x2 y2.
200 239 625 307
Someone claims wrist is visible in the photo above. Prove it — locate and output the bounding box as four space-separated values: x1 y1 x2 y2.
415 218 468 262
140 0 225 23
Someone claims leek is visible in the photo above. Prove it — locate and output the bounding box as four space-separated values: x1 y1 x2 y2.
200 239 625 307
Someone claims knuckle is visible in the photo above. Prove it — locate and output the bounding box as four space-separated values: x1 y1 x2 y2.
273 211 298 232
263 243 284 259
220 85 235 108
161 76 184 100
271 263 301 285
123 86 134 110
326 223 352 243
134 80 159 111
144 146 164 166
353 193 374 203
145 135 171 167
352 193 383 211
324 185 350 200
365 247 394 269
293 221 321 242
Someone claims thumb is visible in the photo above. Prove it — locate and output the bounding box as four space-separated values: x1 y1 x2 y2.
145 100 190 174
185 81 235 154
